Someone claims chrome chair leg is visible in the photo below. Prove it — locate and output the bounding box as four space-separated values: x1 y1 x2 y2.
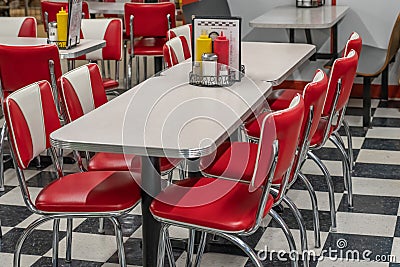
167 171 173 185
0 122 8 192
66 218 73 263
164 226 176 267
143 56 147 80
299 172 320 248
98 218 105 234
110 217 127 267
123 41 128 89
35 155 41 168
218 232 263 267
128 55 133 89
14 216 54 267
342 119 354 172
194 232 207 267
270 209 298 267
0 218 2 239
135 57 140 85
186 229 196 267
179 160 187 180
157 224 169 267
52 219 60 267
331 133 353 209
281 195 309 267
307 151 337 232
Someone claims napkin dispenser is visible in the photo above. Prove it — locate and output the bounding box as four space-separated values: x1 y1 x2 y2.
296 0 325 8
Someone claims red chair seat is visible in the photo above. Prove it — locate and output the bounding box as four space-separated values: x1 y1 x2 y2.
129 37 167 56
150 177 274 232
267 89 303 111
88 152 180 173
36 171 140 212
103 77 119 90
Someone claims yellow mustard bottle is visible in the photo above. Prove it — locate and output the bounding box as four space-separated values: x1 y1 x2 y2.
56 7 68 48
195 30 212 62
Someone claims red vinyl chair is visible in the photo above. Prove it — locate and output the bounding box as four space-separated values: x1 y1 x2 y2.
167 24 192 54
0 44 62 192
252 51 359 231
241 70 328 248
124 2 176 87
163 35 191 68
151 96 305 267
0 16 37 37
79 18 123 94
41 1 90 32
60 63 182 178
4 80 140 267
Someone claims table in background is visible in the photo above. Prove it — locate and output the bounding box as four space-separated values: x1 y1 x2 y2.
250 5 349 60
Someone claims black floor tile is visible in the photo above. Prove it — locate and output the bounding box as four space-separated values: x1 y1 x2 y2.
372 118 400 128
0 228 66 256
394 217 400 237
338 127 367 137
338 194 400 215
378 100 400 108
291 174 345 193
31 257 103 267
322 232 393 261
0 204 33 227
353 163 400 179
362 138 400 151
0 185 16 197
244 255 316 267
346 107 376 117
25 171 58 187
312 148 360 162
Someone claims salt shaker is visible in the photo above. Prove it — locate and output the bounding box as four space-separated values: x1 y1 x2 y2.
48 22 58 42
201 53 218 77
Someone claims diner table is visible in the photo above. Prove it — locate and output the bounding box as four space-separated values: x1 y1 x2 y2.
249 5 349 60
50 41 315 267
0 37 106 60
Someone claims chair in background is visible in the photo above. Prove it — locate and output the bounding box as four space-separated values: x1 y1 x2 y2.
241 70 328 248
0 44 62 192
124 2 176 87
356 13 400 127
4 80 140 267
167 24 192 54
41 1 90 32
163 35 191 68
79 18 123 94
0 16 37 37
151 96 305 267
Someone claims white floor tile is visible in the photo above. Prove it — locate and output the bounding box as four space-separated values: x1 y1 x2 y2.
286 189 343 211
335 212 397 237
102 263 139 267
347 98 380 109
0 252 40 267
390 237 400 263
366 127 400 140
175 252 248 267
131 225 189 239
128 203 142 216
316 259 389 266
3 168 40 187
255 228 329 254
374 108 400 118
0 186 41 206
352 177 400 197
344 115 363 127
44 232 127 262
302 159 343 177
1 226 12 236
356 149 400 165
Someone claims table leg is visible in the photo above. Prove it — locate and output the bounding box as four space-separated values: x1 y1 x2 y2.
331 24 338 59
305 29 316 61
141 156 162 267
154 57 163 74
363 77 372 128
289 28 295 43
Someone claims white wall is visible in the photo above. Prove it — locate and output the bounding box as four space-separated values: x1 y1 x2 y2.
228 0 400 85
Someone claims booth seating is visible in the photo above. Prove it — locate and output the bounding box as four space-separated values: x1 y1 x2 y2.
0 16 37 37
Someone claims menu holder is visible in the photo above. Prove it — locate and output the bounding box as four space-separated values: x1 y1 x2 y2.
47 0 82 50
189 16 243 87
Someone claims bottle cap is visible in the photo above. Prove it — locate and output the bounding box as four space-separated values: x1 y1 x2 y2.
216 31 227 41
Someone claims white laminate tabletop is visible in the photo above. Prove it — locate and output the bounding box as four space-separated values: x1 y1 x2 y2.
249 5 349 29
51 62 272 158
0 37 106 59
242 42 315 85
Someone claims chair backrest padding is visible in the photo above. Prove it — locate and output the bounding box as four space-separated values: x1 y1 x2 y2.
0 17 37 37
163 36 191 68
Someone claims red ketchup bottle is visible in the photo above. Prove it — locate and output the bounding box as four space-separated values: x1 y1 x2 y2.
214 31 230 68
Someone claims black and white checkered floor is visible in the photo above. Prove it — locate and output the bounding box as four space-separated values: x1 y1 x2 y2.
0 98 400 267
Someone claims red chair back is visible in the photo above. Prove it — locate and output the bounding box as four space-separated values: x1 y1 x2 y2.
272 95 305 185
124 2 176 37
41 1 90 31
0 44 62 99
323 50 359 117
168 24 192 52
80 18 123 61
0 17 37 37
343 32 362 57
163 36 191 68
4 81 61 169
60 64 108 123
